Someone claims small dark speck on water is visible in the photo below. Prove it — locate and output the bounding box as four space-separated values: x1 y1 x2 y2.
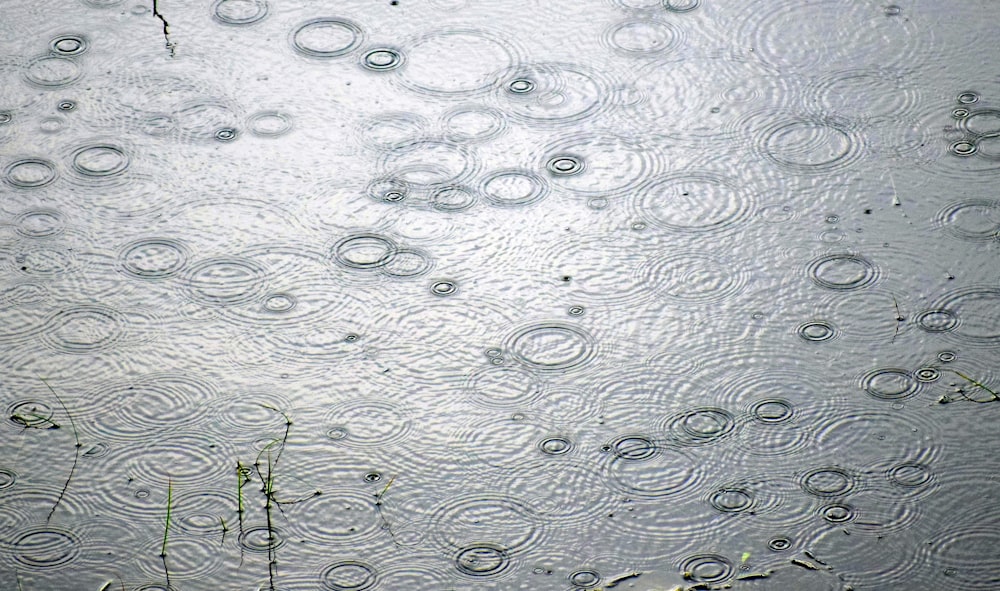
864 209 872 214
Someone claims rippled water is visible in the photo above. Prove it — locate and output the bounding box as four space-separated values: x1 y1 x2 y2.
1 1 999 589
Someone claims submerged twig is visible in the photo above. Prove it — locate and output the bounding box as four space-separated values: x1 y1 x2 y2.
891 296 904 343
38 376 81 523
151 0 176 57
161 477 173 589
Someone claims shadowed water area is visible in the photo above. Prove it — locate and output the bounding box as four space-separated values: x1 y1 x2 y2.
1 0 1000 589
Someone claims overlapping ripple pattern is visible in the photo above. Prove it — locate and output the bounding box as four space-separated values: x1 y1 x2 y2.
0 1 997 590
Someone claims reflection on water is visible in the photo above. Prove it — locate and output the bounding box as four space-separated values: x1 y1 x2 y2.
1 0 999 589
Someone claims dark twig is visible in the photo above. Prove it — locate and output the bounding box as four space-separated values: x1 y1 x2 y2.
151 0 176 57
38 376 81 524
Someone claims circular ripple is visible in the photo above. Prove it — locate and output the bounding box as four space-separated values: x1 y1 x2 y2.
504 322 596 372
635 173 751 233
807 253 879 290
455 545 511 578
746 398 795 424
499 459 617 527
4 158 57 188
9 527 81 569
380 248 433 278
932 286 1000 344
238 525 285 553
605 444 704 499
754 114 864 173
320 561 378 591
441 105 507 143
797 320 838 341
134 535 225 581
70 144 129 178
80 374 215 440
49 34 89 55
860 368 921 401
120 433 234 488
961 109 1000 136
291 18 364 58
464 365 545 409
820 503 855 524
399 28 518 96
638 251 750 304
662 407 737 446
430 494 544 556
282 487 383 546
171 489 239 537
496 62 611 125
323 398 412 448
39 305 127 354
330 233 398 271
936 200 1000 241
602 19 683 55
378 139 476 188
738 0 923 72
798 466 859 498
15 209 64 238
247 110 292 137
0 468 16 489
118 238 190 279
808 68 921 122
608 434 658 460
212 0 268 25
480 169 549 207
182 257 268 307
540 132 659 197
887 462 933 489
678 554 733 584
362 47 404 71
815 408 944 466
7 399 55 429
24 56 81 87
707 486 756 514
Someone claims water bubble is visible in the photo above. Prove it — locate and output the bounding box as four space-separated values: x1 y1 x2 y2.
915 367 940 382
262 293 296 312
545 155 584 176
821 503 855 523
50 34 88 55
362 48 404 71
321 561 377 591
57 100 76 111
0 112 11 124
455 545 511 577
292 18 364 59
957 92 980 105
569 570 601 587
665 407 737 446
767 537 792 551
797 320 837 341
507 78 535 93
884 4 901 15
212 0 269 26
567 306 585 316
214 127 237 142
950 140 977 156
952 108 970 119
938 351 956 362
538 436 574 455
430 280 458 296
363 472 382 482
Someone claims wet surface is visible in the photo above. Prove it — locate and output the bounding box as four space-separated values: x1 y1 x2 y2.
1 1 1000 590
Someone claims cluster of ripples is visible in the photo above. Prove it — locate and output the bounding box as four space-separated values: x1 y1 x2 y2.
0 0 997 590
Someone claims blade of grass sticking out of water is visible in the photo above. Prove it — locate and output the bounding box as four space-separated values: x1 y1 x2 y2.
950 369 999 402
161 477 173 589
38 376 81 523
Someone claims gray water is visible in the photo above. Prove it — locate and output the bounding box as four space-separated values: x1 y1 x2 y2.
2 0 1000 589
